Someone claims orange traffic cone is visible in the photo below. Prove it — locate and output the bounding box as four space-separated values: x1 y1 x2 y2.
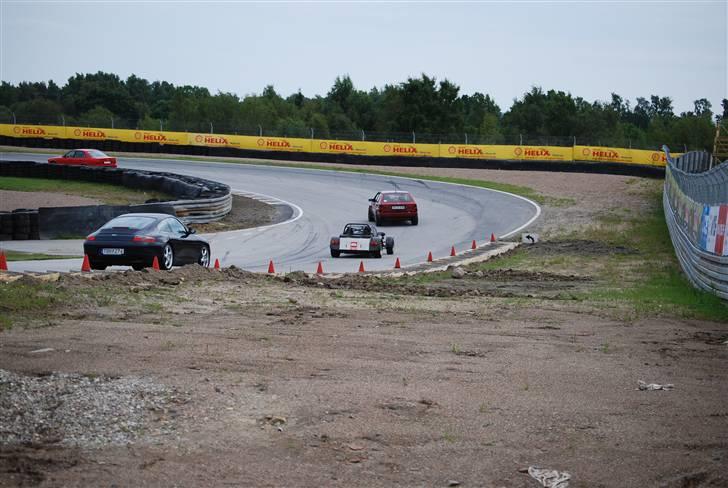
490 233 497 243
394 257 401 269
81 254 91 272
0 251 7 271
267 260 276 274
316 261 324 275
358 261 365 273
450 246 456 257
214 258 220 269
152 256 160 270
471 240 477 250
427 251 433 262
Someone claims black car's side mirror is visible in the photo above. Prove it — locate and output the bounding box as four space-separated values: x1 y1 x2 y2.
184 228 196 236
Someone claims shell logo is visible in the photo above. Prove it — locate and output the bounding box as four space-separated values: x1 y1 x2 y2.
383 144 391 153
134 132 142 140
257 138 265 146
448 146 456 154
320 141 328 150
514 147 523 157
651 153 659 162
74 129 82 137
13 126 20 134
195 135 203 143
582 148 591 157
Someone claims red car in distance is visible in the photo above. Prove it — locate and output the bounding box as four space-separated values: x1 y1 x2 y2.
48 149 117 168
368 190 419 225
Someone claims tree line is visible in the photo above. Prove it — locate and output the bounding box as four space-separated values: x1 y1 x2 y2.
0 71 724 150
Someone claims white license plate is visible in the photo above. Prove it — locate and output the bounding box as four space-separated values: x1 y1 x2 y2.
101 248 124 255
392 205 406 210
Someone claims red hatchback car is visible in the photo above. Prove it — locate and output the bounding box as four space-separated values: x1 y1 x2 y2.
368 191 418 225
48 149 117 168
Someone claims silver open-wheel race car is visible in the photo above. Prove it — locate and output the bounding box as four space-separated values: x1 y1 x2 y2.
329 223 394 258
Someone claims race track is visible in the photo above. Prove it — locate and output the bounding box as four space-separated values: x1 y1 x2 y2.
0 152 541 273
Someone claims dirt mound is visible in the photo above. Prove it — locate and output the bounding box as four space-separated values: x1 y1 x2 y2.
523 239 637 256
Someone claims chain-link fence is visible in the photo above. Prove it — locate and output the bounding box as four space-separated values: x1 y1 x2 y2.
0 112 696 152
663 147 728 300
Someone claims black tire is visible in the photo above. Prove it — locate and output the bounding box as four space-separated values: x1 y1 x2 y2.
90 263 107 271
368 208 374 222
372 250 382 259
375 213 382 226
385 237 394 255
159 244 174 270
132 264 145 271
411 216 419 226
198 245 210 267
330 249 340 258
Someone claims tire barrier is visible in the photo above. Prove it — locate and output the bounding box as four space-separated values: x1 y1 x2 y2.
663 147 728 300
0 160 231 240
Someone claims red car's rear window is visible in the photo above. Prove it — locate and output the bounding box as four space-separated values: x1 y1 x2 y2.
382 193 413 203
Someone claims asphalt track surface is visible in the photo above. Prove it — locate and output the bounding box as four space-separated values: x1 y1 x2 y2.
0 151 541 273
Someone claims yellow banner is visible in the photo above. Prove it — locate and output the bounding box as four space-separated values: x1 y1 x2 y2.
575 145 670 167
0 124 680 166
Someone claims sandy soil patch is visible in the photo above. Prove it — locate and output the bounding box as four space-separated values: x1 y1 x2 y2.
0 190 101 212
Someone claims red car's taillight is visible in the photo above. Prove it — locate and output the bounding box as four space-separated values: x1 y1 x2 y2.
132 235 156 243
370 238 380 247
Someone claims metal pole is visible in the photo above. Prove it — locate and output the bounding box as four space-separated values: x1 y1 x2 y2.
11 112 16 124
573 136 576 146
111 117 114 129
361 130 365 141
258 124 262 137
519 133 523 145
629 139 632 149
310 127 314 139
160 120 163 131
61 115 65 126
465 133 468 145
210 122 213 134
412 131 415 144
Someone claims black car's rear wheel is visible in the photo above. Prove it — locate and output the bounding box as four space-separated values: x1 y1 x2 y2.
198 245 210 267
160 244 174 270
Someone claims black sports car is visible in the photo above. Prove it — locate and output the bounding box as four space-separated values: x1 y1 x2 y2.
83 213 210 270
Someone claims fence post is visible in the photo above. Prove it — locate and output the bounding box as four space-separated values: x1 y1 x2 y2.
111 117 115 129
361 130 365 141
310 127 314 139
61 115 65 127
412 131 416 144
160 120 163 131
465 133 468 145
519 133 523 145
11 112 16 124
258 124 262 137
209 122 213 134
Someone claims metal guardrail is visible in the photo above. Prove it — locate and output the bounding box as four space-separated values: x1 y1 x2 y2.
662 147 728 300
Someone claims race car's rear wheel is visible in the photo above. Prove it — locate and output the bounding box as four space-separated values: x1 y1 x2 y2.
372 250 382 258
385 237 394 255
330 249 340 258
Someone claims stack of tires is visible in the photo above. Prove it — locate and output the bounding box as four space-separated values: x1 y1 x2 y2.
5 209 39 241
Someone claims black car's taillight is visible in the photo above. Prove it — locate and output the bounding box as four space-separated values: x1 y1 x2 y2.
132 235 157 243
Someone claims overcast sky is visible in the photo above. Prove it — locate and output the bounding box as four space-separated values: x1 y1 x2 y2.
1 1 726 114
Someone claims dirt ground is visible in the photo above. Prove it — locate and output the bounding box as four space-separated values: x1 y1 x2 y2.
0 190 101 212
1 162 727 487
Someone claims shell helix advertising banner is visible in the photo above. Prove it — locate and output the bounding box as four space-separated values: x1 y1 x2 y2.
0 123 679 166
575 145 668 167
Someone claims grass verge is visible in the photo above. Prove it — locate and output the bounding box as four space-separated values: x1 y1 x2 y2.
0 176 172 205
2 250 78 261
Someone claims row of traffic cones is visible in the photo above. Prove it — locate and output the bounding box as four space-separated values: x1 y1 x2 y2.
2 233 498 275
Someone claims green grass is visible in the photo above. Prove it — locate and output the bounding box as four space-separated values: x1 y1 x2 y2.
3 250 78 261
0 176 171 205
0 281 70 329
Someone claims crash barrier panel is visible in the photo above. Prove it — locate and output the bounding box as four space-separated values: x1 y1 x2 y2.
0 124 676 168
0 160 232 240
663 147 728 300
